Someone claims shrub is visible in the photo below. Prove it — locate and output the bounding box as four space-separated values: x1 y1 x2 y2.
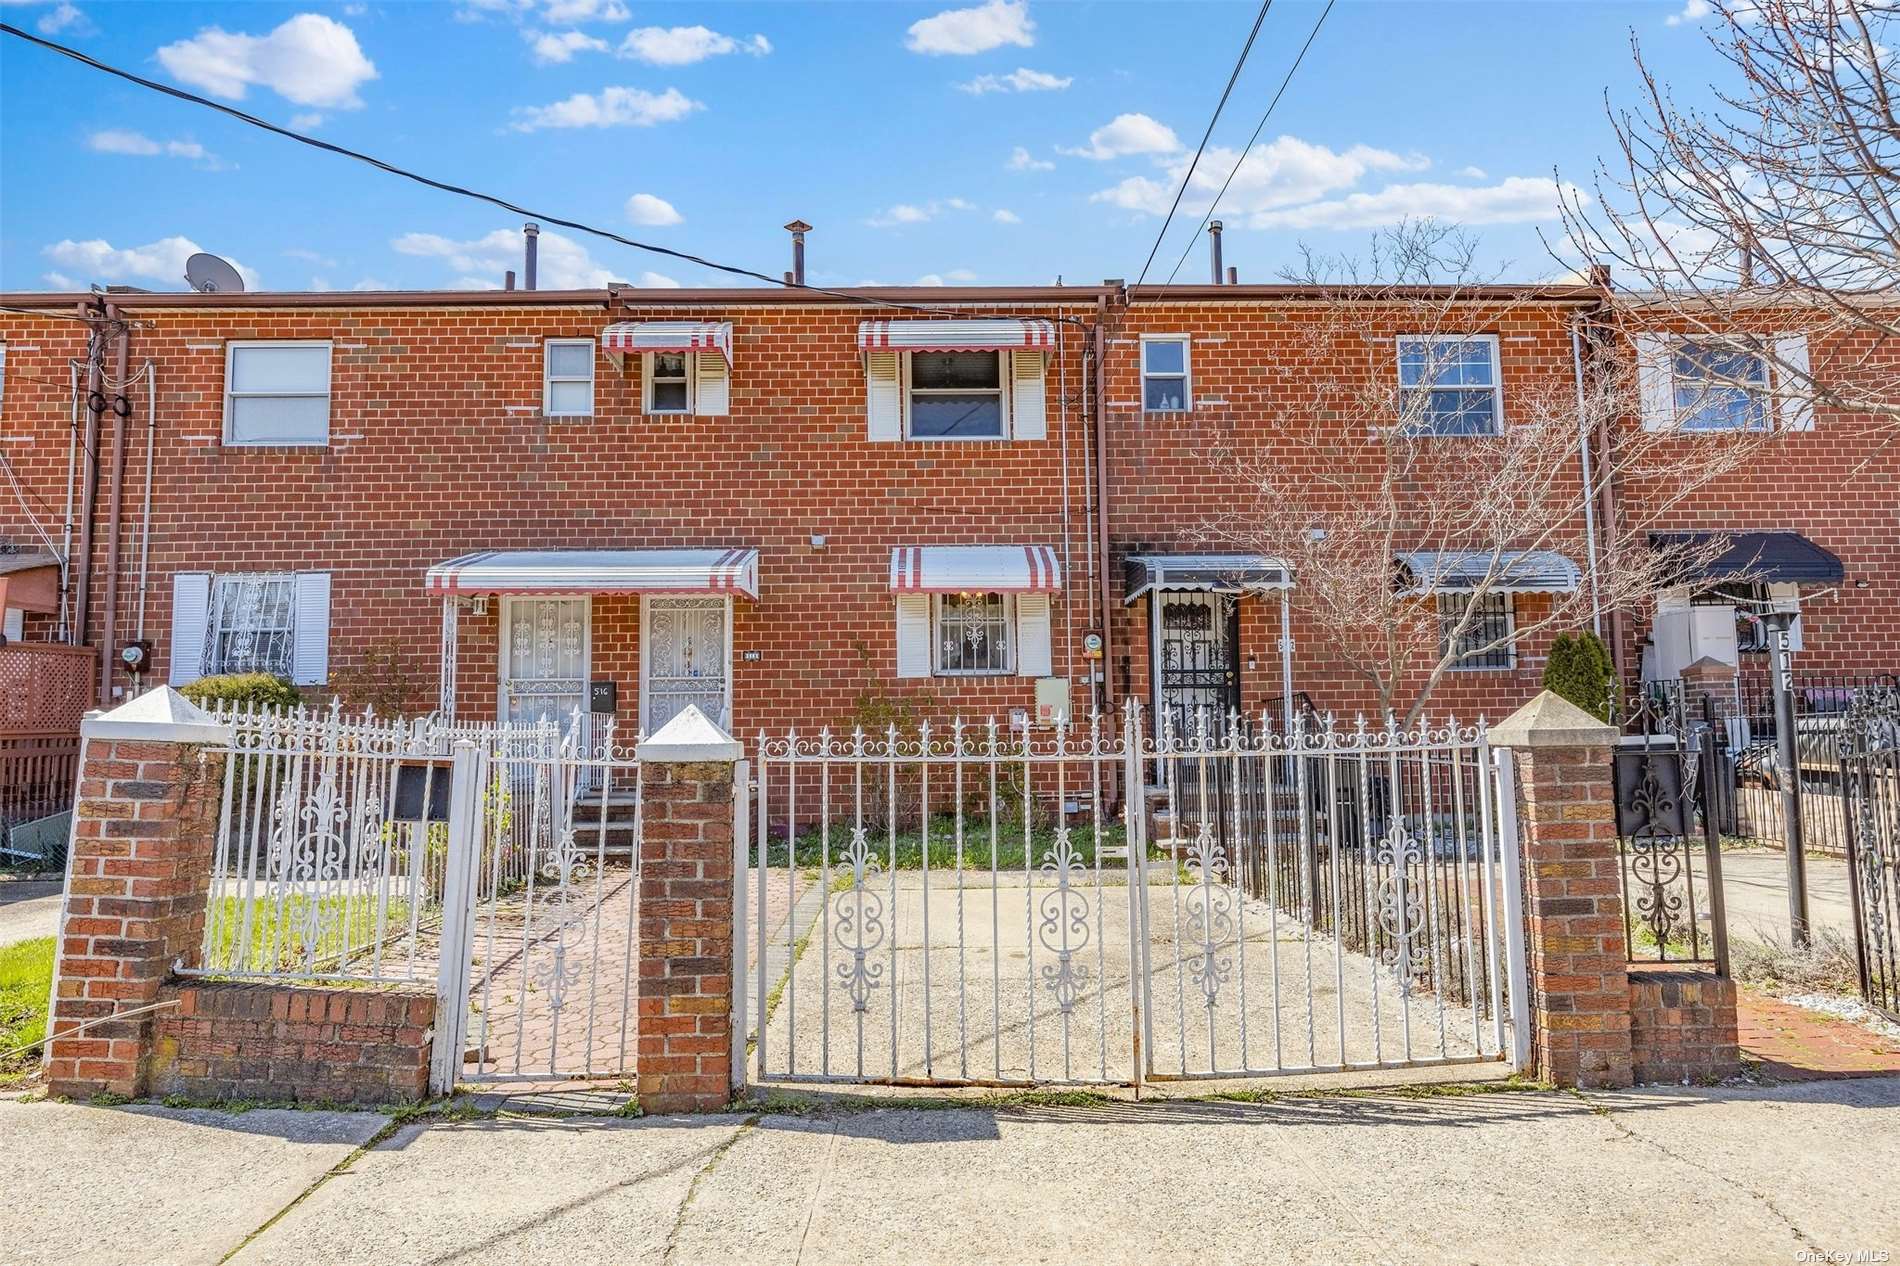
1543 630 1616 722
178 671 304 714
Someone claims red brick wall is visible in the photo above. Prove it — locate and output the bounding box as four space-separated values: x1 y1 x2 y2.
1627 967 1739 1085
150 980 433 1106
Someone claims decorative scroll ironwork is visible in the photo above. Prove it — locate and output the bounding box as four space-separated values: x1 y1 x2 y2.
1184 820 1235 1011
1037 828 1093 1015
1841 687 1900 1020
1373 829 1427 989
833 826 887 1013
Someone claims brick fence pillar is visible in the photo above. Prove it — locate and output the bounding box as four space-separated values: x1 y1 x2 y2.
635 704 741 1114
43 687 231 1099
1491 690 1633 1090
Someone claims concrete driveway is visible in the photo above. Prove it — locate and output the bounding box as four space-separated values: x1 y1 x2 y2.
4 1075 1897 1266
0 879 61 948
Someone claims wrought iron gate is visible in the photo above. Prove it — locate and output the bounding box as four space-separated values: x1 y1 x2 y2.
1840 687 1900 1022
742 708 1527 1089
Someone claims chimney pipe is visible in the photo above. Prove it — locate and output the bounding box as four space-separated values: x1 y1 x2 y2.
1226 265 1238 286
784 219 811 286
505 270 516 291
523 222 540 291
1208 220 1224 284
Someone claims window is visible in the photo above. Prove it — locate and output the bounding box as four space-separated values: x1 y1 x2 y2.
909 351 1005 439
1397 336 1501 436
936 593 1013 675
1141 336 1191 412
205 574 297 676
224 342 331 445
1438 592 1515 670
645 351 692 414
544 339 595 418
1673 340 1769 432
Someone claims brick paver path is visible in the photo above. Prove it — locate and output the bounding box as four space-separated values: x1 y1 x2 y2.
1739 989 1900 1082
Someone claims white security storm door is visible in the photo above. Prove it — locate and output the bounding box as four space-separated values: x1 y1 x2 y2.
643 596 731 733
501 597 589 729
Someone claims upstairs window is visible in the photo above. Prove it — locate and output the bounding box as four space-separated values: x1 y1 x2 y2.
1397 335 1501 436
225 342 331 446
1438 592 1515 670
1141 336 1191 412
908 351 1005 439
543 339 595 418
1673 340 1769 432
646 351 692 414
935 592 1013 675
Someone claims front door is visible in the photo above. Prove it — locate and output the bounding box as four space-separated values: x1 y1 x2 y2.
501 597 589 733
643 596 730 733
1153 591 1240 741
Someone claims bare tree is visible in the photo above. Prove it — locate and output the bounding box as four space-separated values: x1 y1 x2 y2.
1564 0 1900 437
1200 222 1765 727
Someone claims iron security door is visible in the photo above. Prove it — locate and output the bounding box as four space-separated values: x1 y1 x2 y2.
643 597 730 732
1155 592 1240 739
502 598 589 729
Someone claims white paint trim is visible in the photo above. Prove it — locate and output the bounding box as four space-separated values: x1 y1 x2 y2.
1139 333 1193 415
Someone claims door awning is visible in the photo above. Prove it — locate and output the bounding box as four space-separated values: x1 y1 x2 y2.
426 549 758 599
1396 550 1582 594
889 546 1062 594
600 321 733 364
858 320 1057 353
1123 554 1291 604
1648 531 1845 586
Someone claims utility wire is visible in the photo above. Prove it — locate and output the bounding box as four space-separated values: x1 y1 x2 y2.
1132 0 1273 288
1159 0 1336 290
0 23 1086 326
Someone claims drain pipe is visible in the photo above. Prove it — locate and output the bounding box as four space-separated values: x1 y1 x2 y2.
58 357 78 641
135 363 156 646
1570 320 1603 636
99 310 131 704
1092 291 1116 709
72 301 105 658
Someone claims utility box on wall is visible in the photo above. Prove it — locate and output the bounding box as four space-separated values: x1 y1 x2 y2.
1035 677 1071 727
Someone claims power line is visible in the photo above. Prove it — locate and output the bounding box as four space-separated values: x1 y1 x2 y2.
1132 0 1273 288
0 23 1085 326
1159 0 1337 290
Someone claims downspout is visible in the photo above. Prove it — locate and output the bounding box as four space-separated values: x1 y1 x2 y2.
72 301 104 660
1092 295 1116 711
1570 320 1603 636
99 310 131 704
135 364 156 645
58 357 78 641
1585 291 1629 679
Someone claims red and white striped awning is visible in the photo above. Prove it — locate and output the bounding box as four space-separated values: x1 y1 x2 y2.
426 549 758 599
889 546 1062 594
857 319 1057 353
600 321 733 364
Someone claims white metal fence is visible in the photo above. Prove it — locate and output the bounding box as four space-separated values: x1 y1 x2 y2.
743 706 1528 1089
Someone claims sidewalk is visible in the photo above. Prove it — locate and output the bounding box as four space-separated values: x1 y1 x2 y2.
5 1074 1897 1265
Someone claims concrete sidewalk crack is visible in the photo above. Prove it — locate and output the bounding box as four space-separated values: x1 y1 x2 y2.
662 1114 760 1266
793 1122 842 1266
1573 1088 1825 1254
219 1117 403 1264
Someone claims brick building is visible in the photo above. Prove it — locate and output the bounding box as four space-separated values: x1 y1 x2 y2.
0 278 1892 742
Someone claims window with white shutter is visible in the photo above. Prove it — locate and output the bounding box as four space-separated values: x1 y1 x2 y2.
695 353 729 416
866 350 902 441
1015 593 1052 677
895 594 932 678
1011 351 1047 440
168 572 212 686
183 571 332 684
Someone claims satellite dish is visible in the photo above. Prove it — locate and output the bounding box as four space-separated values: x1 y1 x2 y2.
184 252 245 294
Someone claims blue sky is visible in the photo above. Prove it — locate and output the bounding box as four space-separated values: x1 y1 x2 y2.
0 0 1732 294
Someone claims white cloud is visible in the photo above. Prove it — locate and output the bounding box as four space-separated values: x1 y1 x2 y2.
1459 165 1487 180
618 24 771 64
527 29 608 63
85 130 215 163
509 85 701 131
1062 112 1180 160
636 270 680 288
351 277 392 291
958 66 1070 94
1249 175 1580 230
867 198 978 229
1092 136 1426 216
283 247 338 268
914 274 946 286
38 2 88 34
1666 0 1713 26
393 227 618 289
289 112 324 130
42 271 82 290
542 0 628 22
625 192 682 226
906 0 1033 55
993 208 1020 224
157 13 378 109
42 235 259 290
944 268 978 282
1007 145 1054 172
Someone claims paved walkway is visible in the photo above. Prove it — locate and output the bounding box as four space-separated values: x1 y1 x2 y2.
1740 990 1900 1081
0 878 61 947
5 1075 1897 1265
1718 849 1857 943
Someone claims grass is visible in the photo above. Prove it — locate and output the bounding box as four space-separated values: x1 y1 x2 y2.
0 936 55 1085
205 894 418 978
1729 927 1862 996
786 816 1128 873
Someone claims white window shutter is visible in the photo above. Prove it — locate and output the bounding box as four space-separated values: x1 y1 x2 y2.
1774 334 1814 431
866 351 902 441
168 572 212 685
1011 351 1047 440
895 595 932 678
291 571 331 685
1016 594 1052 677
694 353 730 416
1635 333 1674 431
